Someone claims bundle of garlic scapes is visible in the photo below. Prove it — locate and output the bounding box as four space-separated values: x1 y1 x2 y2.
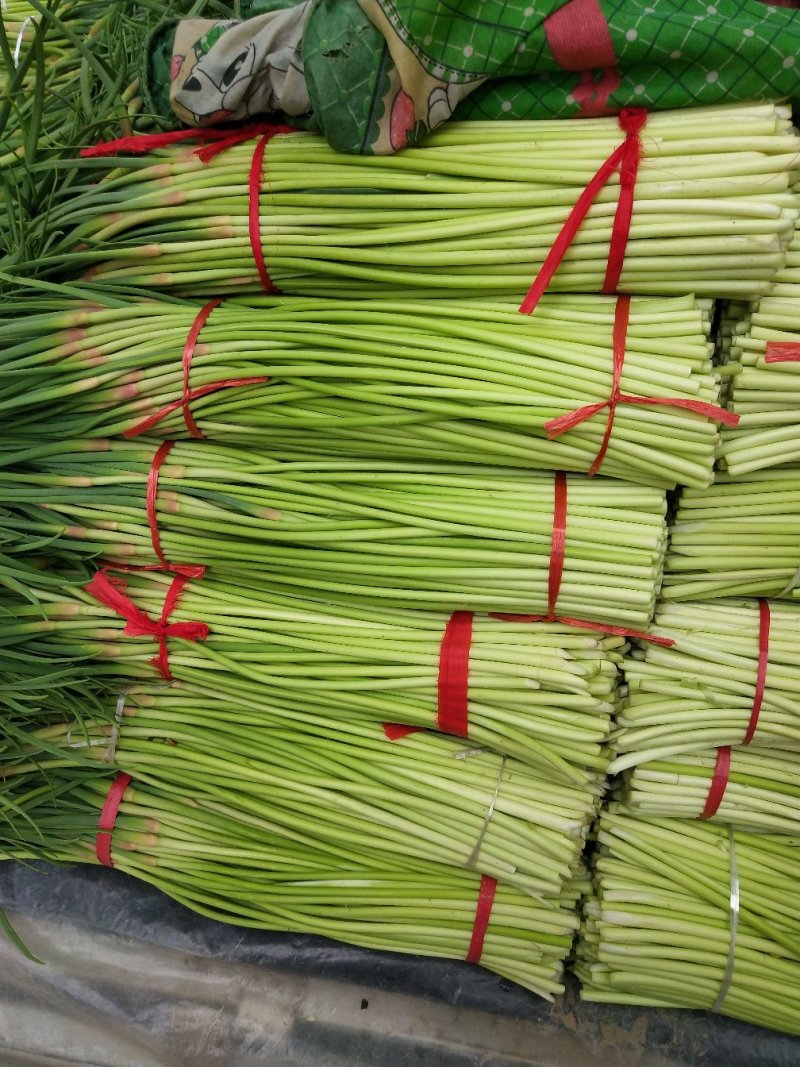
0 293 726 488
8 102 799 300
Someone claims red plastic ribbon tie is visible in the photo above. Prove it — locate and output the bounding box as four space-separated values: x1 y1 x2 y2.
437 611 474 737
519 107 647 315
382 722 421 740
80 122 294 164
489 612 673 646
544 296 738 475
765 342 800 363
466 874 497 964
383 610 475 740
488 471 674 647
145 442 205 578
743 599 770 745
249 134 281 293
95 771 133 867
148 441 185 575
124 298 269 439
85 569 209 680
547 470 568 619
701 746 731 820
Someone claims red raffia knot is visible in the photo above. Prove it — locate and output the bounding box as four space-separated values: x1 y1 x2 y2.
85 569 209 681
124 298 269 439
543 295 739 476
519 107 648 315
80 121 295 164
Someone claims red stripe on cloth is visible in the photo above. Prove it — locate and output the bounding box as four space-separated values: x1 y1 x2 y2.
123 298 269 439
765 342 800 362
543 295 738 473
573 68 622 118
544 0 615 70
701 746 731 820
519 108 647 315
85 569 209 680
250 134 281 294
466 874 498 964
437 611 474 737
96 771 133 867
743 600 770 745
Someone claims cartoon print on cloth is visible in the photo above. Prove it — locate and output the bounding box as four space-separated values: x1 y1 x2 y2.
354 1 490 153
171 7 312 127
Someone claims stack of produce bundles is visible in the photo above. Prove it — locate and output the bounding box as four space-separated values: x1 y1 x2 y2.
0 544 620 998
2 78 800 1036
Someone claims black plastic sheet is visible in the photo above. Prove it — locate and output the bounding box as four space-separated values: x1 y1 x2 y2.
0 862 798 1066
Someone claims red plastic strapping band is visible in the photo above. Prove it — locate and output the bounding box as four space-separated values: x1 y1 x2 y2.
80 122 294 164
519 107 647 316
543 296 738 475
383 610 475 740
124 298 269 439
95 771 133 867
548 470 568 618
488 471 674 647
249 133 281 293
437 611 474 737
148 441 176 573
382 722 421 740
466 874 497 964
144 441 204 578
701 746 731 820
765 342 800 363
85 569 209 680
743 599 770 746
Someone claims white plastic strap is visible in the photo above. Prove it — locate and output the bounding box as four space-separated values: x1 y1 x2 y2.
104 691 128 764
13 15 35 68
713 825 739 1012
467 755 506 869
777 560 800 598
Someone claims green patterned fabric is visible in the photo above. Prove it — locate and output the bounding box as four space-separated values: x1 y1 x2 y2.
161 0 800 153
456 0 800 120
